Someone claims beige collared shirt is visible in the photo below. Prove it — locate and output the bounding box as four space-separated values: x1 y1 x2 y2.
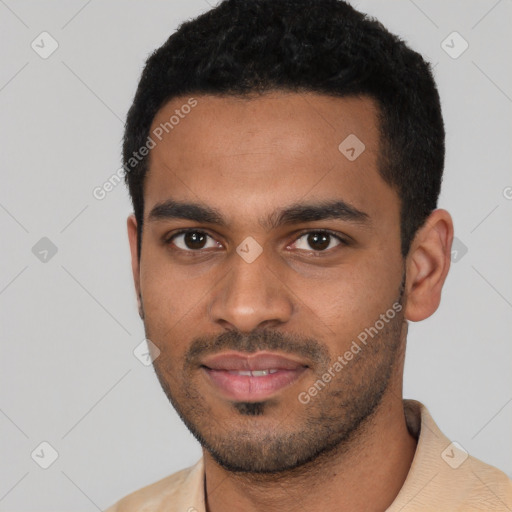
105 399 512 511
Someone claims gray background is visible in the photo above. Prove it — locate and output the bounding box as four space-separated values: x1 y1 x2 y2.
1 0 511 510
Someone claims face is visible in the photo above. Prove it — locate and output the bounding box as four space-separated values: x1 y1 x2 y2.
130 92 407 473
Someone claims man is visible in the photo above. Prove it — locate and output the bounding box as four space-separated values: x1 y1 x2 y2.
106 0 512 510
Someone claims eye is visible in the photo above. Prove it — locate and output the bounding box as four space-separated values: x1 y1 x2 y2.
166 229 348 254
167 230 221 251
291 230 346 252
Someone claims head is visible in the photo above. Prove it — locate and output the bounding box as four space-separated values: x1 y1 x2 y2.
124 0 453 474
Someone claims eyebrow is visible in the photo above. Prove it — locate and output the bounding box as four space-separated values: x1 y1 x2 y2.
147 198 370 230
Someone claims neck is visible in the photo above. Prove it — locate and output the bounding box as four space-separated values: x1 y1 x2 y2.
203 390 417 512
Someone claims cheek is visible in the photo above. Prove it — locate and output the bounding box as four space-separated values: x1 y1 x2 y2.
138 256 200 346
297 256 401 344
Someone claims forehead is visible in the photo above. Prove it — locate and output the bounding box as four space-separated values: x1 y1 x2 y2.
144 92 397 228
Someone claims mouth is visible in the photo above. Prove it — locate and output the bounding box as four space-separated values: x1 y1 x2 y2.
200 351 309 402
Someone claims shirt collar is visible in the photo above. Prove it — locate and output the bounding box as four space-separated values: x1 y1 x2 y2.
175 399 503 511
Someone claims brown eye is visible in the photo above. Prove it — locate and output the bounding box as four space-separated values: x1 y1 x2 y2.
293 231 344 252
169 231 218 251
184 232 207 249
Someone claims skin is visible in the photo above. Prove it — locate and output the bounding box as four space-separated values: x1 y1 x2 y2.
127 92 453 512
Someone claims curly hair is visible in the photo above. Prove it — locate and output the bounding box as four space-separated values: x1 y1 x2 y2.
123 0 444 258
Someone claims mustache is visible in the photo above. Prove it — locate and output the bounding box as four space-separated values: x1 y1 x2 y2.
183 274 407 370
185 328 330 368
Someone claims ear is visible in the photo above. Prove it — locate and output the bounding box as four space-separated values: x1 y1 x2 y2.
404 209 454 322
127 214 144 319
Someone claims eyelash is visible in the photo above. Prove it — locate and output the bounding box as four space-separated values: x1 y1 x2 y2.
165 228 349 254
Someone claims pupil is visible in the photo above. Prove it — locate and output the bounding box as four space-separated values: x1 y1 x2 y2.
185 232 206 249
308 233 330 251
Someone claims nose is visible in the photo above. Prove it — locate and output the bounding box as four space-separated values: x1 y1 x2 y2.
208 245 294 332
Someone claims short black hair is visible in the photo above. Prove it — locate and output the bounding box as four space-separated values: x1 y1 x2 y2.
123 0 444 258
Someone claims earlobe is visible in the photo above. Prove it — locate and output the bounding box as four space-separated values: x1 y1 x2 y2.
127 215 143 318
404 209 454 322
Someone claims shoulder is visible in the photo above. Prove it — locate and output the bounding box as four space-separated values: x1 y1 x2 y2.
458 454 512 510
392 400 512 511
103 459 203 512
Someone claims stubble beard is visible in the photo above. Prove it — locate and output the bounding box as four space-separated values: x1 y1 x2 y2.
150 286 406 475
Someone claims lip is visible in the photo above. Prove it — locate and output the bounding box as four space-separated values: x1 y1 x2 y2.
201 351 309 402
202 351 307 371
